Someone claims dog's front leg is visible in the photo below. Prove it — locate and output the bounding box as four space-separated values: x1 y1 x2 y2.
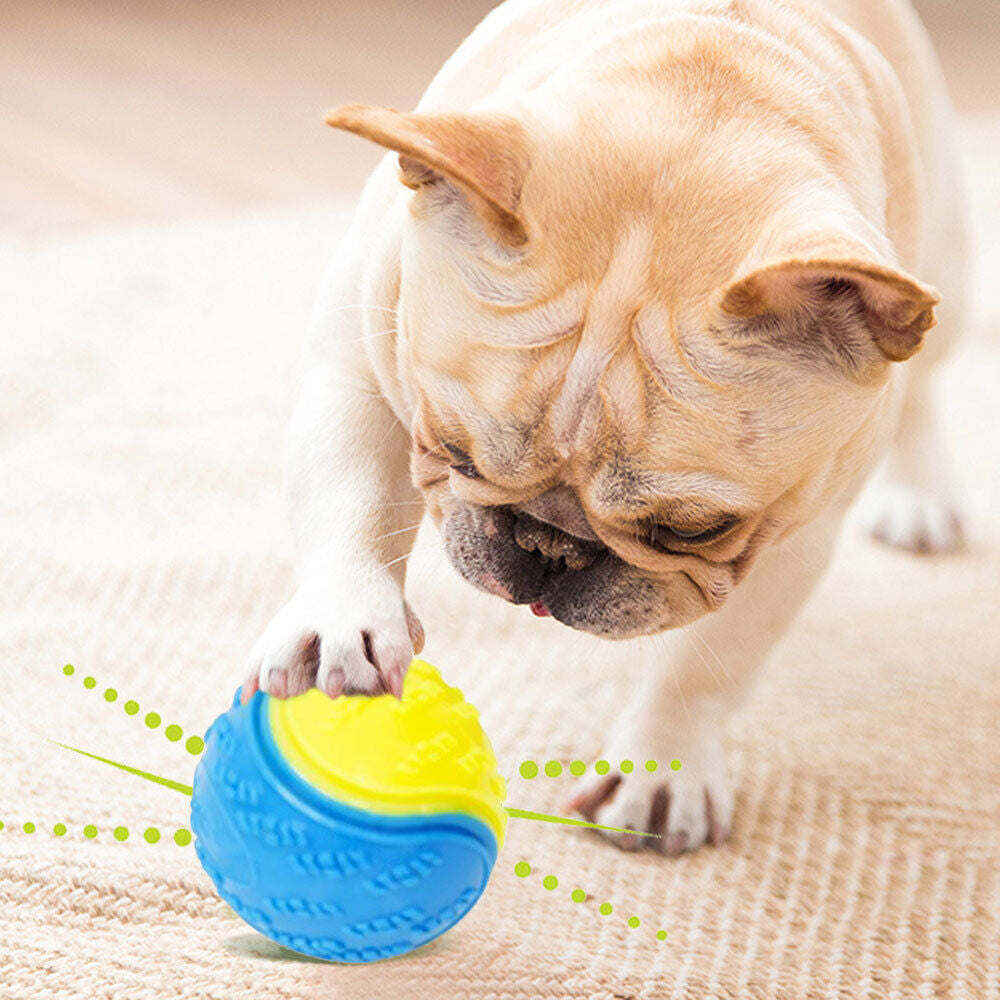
244 242 422 701
569 510 844 853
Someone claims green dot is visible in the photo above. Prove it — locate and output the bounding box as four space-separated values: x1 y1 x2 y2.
628 916 640 928
670 758 682 771
144 712 161 729
83 825 98 839
113 826 129 842
124 700 139 715
513 861 531 877
519 760 538 779
53 823 66 836
657 930 667 941
571 888 586 902
83 676 96 689
62 664 74 676
174 828 192 846
104 688 118 702
164 724 183 742
595 760 610 775
185 736 205 755
599 902 613 916
645 759 658 772
620 759 634 774
0 821 4 831
569 760 586 776
544 760 562 778
144 827 160 844
542 875 558 890
23 822 35 834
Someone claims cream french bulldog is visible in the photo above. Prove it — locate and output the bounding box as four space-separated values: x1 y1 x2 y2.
243 0 966 852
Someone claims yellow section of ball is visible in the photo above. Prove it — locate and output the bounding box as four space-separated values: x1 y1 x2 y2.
268 660 507 846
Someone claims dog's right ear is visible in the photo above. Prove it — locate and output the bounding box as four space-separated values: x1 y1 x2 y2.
326 104 530 247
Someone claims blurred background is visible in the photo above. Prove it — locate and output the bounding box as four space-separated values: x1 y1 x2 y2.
2 0 996 237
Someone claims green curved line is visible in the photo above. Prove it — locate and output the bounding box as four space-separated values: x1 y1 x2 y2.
49 741 194 796
49 740 658 838
503 806 660 838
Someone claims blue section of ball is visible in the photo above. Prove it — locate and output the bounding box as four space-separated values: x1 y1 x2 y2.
191 690 498 963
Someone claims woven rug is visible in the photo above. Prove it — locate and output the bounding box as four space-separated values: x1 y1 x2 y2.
2 115 998 999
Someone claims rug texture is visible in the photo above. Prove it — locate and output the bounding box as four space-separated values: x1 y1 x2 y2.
1 116 998 999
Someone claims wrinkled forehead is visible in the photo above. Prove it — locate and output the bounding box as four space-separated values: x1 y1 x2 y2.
404 211 855 514
408 225 754 487
415 353 760 522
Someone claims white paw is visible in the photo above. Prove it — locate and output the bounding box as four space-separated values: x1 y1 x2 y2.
565 725 732 854
857 483 963 554
242 585 423 703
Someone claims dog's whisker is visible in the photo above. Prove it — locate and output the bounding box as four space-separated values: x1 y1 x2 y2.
417 441 451 457
327 303 398 316
373 410 407 450
649 632 691 721
682 625 736 685
373 523 423 542
341 328 397 347
671 660 691 721
376 551 413 573
681 627 728 692
686 624 736 685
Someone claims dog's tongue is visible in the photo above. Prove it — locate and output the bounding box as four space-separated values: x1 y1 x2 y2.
530 600 551 617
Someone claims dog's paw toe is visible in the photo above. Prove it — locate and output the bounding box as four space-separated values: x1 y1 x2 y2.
243 590 421 702
566 746 732 855
858 483 963 554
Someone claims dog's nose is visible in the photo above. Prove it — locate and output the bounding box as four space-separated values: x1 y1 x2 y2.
513 485 599 542
513 512 602 571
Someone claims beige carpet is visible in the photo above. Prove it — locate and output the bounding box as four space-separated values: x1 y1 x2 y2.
2 118 999 998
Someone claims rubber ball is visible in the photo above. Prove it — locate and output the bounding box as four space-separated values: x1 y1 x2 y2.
191 659 506 963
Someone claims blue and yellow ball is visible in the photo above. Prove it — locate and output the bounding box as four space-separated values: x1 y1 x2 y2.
191 660 506 963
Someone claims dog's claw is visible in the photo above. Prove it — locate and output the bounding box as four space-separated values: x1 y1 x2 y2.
245 587 419 702
662 831 689 856
240 673 260 705
567 734 732 855
322 668 345 699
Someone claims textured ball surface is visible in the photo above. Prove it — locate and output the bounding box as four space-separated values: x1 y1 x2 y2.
191 660 506 963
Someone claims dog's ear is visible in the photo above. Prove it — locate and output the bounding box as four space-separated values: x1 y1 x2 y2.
719 234 940 364
326 103 529 247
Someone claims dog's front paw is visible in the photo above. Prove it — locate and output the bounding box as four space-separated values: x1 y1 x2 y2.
857 483 963 554
242 586 424 703
566 724 732 855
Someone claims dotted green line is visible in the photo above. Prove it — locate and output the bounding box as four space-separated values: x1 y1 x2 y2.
512 861 667 941
0 817 193 846
518 758 681 779
62 664 205 756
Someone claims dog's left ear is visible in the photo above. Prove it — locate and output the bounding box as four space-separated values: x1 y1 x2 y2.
326 103 529 247
719 238 940 363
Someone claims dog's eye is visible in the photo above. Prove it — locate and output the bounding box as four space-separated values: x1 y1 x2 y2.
443 443 482 480
645 516 737 551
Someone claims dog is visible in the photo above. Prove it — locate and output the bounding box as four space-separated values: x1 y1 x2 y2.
243 0 966 853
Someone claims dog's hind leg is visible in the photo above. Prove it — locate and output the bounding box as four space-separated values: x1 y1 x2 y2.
856 362 964 554
856 96 969 555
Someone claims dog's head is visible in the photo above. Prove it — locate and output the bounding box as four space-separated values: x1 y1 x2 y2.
327 90 938 638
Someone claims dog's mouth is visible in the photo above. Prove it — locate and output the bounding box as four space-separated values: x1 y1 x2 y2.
442 501 702 637
504 511 609 621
